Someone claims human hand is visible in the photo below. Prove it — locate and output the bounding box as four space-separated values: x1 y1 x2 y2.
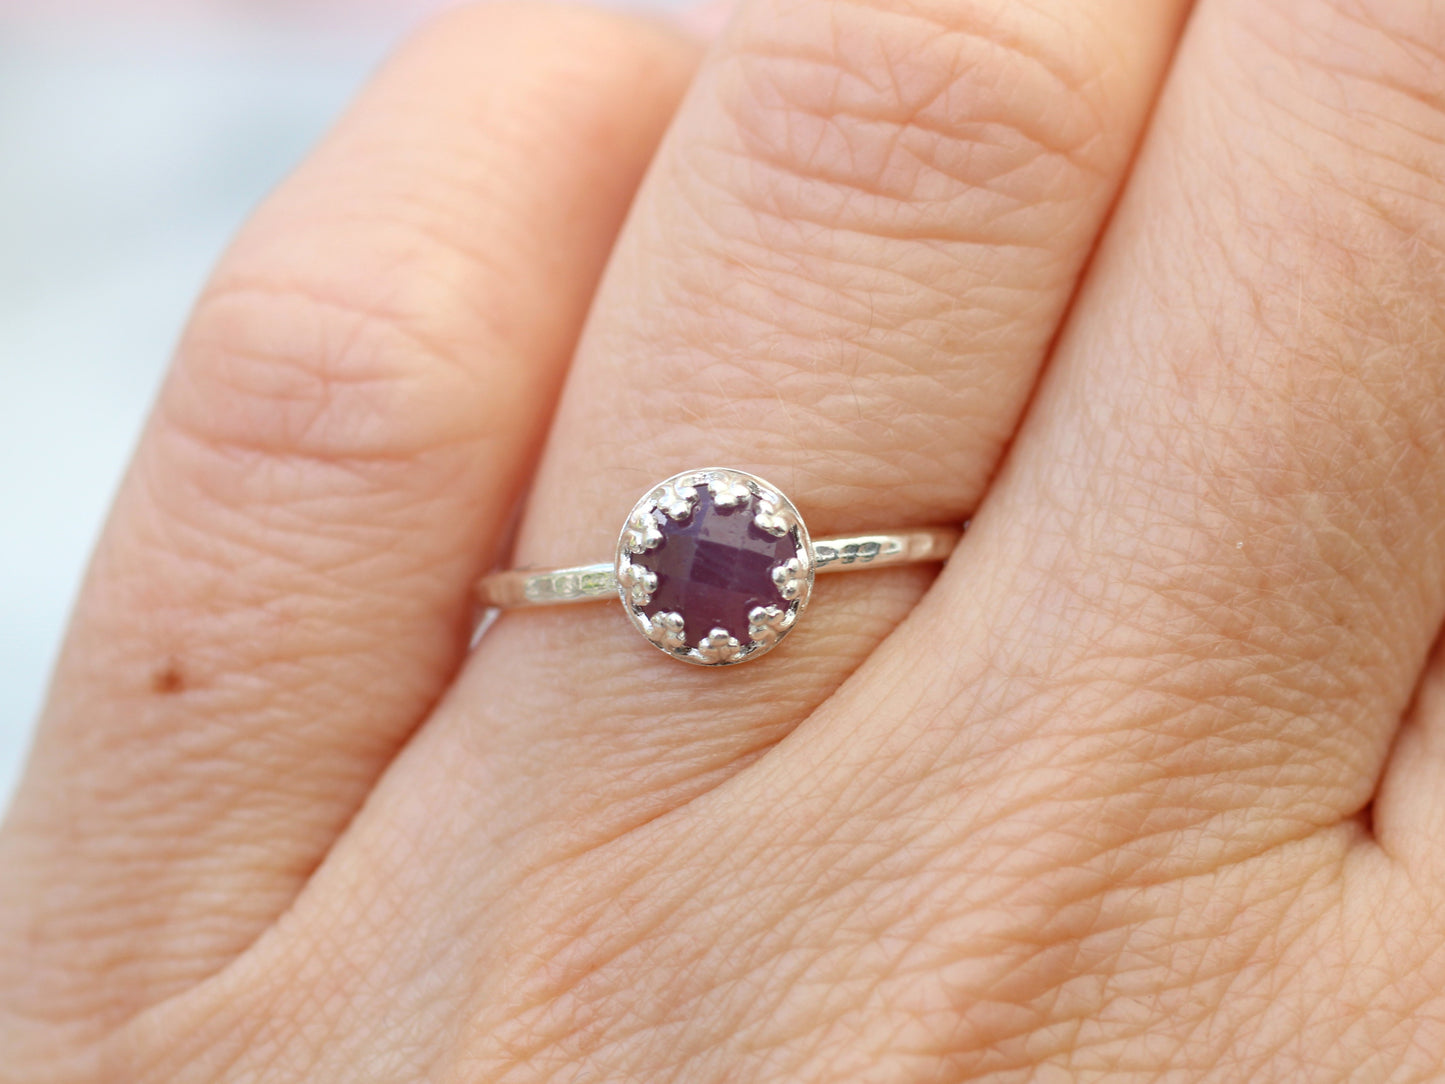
6 1 1445 1079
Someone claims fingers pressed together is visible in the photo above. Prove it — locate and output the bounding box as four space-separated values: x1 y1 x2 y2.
6 0 1445 1080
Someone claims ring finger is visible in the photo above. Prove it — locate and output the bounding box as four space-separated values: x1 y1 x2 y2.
440 0 1190 867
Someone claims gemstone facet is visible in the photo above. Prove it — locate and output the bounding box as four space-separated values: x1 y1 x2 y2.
616 470 813 666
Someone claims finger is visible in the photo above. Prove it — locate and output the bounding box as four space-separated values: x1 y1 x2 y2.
1373 647 1445 873
814 0 1445 887
442 0 1192 847
0 3 696 1033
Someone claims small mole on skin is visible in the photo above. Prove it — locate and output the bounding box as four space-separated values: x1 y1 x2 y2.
152 660 186 695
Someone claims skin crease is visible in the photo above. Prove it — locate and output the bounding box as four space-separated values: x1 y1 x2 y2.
5 0 1445 1081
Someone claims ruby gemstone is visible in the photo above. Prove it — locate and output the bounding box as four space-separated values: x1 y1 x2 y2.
639 488 797 646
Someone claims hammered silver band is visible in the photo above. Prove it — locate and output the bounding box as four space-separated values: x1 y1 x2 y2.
475 467 961 667
478 527 961 609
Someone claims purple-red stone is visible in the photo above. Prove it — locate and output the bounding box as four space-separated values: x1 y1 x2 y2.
640 488 797 645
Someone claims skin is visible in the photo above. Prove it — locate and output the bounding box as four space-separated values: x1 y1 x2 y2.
4 0 1445 1078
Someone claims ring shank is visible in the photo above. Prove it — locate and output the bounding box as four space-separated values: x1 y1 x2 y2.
476 525 963 610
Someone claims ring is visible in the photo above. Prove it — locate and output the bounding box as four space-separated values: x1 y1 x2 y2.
476 467 962 667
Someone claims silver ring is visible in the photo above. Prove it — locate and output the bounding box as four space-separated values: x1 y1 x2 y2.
476 467 962 667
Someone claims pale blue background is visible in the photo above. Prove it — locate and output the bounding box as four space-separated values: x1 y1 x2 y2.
1 4 628 809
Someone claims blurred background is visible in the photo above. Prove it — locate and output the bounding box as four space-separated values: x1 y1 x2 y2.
0 0 680 810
